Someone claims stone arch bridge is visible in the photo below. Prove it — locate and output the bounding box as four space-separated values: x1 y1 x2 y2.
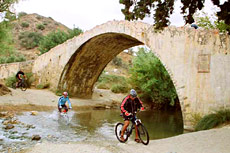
32 20 230 118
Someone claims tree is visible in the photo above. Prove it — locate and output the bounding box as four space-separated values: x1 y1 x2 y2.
119 0 230 32
0 0 19 20
195 12 230 33
129 47 177 106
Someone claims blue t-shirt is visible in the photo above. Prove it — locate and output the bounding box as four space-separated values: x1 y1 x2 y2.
58 96 72 108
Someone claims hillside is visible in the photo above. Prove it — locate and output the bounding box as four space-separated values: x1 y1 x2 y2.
11 13 70 60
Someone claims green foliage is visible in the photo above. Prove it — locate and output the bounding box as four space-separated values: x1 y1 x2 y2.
21 22 29 28
36 83 49 89
0 0 19 20
5 75 17 88
0 54 26 64
111 84 129 93
25 72 35 87
188 112 203 127
18 12 27 18
129 47 177 105
119 0 230 33
36 24 45 30
38 28 83 54
112 57 123 66
19 31 43 49
195 109 230 131
97 74 129 92
196 14 230 33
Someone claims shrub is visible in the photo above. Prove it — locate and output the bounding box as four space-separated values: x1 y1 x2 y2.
21 22 29 28
19 31 43 49
18 12 27 18
195 109 230 131
5 75 17 88
0 54 26 64
97 82 110 89
36 24 45 30
188 112 203 127
112 57 122 66
36 83 49 89
111 84 129 93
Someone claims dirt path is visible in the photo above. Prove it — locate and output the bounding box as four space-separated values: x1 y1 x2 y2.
1 89 230 153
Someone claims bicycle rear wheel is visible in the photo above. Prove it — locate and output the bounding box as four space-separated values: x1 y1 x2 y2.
11 82 16 89
115 123 128 143
137 124 149 145
20 82 27 91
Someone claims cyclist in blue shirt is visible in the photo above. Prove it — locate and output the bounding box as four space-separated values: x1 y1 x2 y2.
58 92 72 113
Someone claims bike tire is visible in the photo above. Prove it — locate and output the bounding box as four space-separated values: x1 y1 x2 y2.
11 82 16 89
20 82 27 91
137 124 149 145
115 123 128 143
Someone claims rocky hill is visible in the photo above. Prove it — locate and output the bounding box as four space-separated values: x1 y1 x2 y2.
11 13 70 60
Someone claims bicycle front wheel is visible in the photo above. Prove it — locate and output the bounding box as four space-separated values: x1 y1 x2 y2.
115 123 128 143
137 124 149 145
20 82 27 91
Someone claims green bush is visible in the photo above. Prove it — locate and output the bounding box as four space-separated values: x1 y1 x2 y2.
5 75 17 88
21 22 29 28
39 28 83 54
112 57 123 66
129 47 177 105
0 54 26 64
195 109 230 131
19 31 43 49
18 12 27 18
111 84 129 93
36 83 49 89
36 24 45 30
97 82 110 89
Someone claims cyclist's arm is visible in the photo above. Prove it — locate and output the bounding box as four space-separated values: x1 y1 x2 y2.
121 96 128 113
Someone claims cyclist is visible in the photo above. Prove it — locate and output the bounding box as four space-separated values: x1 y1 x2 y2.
15 69 26 87
120 89 144 143
58 91 72 113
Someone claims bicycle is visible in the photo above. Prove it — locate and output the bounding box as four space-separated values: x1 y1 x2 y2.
12 78 27 91
115 113 149 145
59 107 70 125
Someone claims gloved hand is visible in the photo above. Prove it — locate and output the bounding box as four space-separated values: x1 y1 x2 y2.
59 105 62 109
141 107 144 111
69 107 72 109
125 112 132 116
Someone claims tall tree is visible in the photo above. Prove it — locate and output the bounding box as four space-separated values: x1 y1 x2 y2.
119 0 230 32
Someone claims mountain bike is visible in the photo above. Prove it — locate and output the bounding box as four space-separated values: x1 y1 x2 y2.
12 78 27 91
59 107 70 125
115 114 149 145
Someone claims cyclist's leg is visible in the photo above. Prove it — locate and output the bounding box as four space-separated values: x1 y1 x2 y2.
134 124 141 142
120 120 130 141
63 104 68 112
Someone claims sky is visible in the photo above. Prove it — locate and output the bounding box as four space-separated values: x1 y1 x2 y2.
14 0 224 31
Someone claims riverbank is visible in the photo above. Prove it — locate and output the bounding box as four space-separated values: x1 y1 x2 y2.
1 88 230 153
22 125 230 153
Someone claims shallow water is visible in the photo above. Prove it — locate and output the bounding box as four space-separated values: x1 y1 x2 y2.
0 109 183 152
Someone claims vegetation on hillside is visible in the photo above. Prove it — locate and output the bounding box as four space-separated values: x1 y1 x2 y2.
38 27 83 54
0 21 26 64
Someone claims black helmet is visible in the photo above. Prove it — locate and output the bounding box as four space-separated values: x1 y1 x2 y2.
130 89 137 97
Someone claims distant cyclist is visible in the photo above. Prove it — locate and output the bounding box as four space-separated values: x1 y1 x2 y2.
15 69 26 87
58 92 72 113
120 89 144 143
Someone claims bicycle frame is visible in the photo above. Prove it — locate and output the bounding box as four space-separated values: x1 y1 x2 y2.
126 116 141 137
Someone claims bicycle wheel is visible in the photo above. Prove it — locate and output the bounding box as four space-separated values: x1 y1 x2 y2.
11 82 16 89
137 124 149 145
20 82 27 91
115 123 128 143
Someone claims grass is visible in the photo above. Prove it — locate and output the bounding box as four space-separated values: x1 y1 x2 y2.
195 109 230 131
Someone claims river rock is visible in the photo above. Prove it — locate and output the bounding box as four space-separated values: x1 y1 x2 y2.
32 135 41 141
30 111 38 116
5 124 14 129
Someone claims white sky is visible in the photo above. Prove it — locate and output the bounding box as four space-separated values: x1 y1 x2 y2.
14 0 224 31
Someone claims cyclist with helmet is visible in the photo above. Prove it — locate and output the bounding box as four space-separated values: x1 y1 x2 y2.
120 89 144 143
15 69 26 87
58 91 72 113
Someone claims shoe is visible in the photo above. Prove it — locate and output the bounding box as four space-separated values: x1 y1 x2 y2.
120 136 125 142
135 138 141 143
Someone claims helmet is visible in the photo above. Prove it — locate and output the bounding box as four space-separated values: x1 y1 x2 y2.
130 89 137 97
63 92 68 96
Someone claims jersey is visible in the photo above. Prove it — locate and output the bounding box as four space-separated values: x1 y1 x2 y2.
58 96 72 108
